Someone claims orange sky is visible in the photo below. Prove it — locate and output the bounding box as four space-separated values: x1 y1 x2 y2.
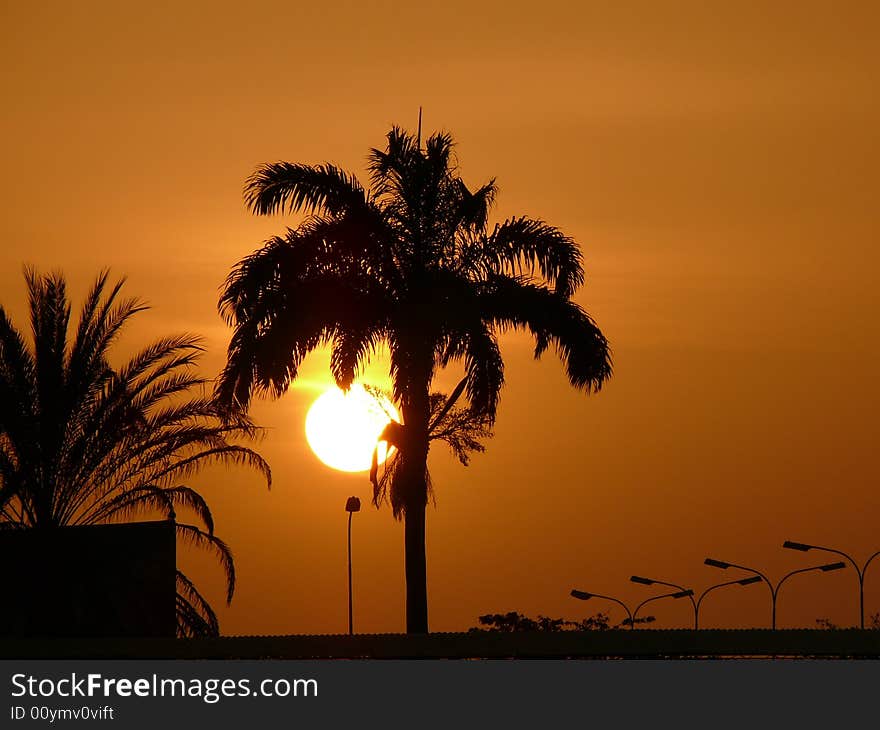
2 1 878 634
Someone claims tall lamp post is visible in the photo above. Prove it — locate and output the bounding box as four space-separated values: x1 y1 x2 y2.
631 575 698 629
783 541 880 629
570 589 634 629
704 557 846 629
345 496 361 635
695 576 762 629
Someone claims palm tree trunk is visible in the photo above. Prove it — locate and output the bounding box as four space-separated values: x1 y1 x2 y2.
401 373 431 634
404 499 428 633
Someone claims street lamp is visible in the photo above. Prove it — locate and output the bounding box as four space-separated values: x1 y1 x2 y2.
630 575 698 629
345 496 361 635
632 590 694 627
783 541 880 629
570 589 634 629
695 576 762 629
704 557 846 629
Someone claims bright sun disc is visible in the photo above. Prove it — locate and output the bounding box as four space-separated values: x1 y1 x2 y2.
305 384 398 472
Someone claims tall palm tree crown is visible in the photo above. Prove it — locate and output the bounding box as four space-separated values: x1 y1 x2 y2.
0 269 271 637
217 126 612 633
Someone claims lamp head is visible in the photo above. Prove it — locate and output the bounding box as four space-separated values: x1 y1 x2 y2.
673 590 694 599
345 496 361 512
570 589 592 601
783 540 812 551
738 576 763 586
630 575 654 585
704 558 730 570
821 562 846 572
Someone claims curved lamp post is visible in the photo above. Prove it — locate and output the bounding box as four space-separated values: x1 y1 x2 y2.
783 541 880 629
570 589 634 629
345 496 361 635
695 576 762 629
704 557 846 629
631 575 698 629
632 590 694 627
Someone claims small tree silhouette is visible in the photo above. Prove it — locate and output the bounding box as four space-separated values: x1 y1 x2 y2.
817 614 880 630
471 611 643 632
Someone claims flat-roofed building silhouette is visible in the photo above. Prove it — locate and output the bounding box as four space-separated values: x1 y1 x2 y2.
0 520 176 638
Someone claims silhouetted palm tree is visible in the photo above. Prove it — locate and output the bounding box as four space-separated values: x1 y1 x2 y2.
217 126 611 633
0 269 271 636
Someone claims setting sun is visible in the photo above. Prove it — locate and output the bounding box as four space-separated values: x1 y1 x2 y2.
304 385 399 472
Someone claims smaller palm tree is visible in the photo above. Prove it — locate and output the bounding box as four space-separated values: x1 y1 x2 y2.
0 269 271 636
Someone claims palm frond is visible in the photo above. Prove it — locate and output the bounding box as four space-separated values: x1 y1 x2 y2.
244 162 368 218
476 217 584 297
428 392 492 466
218 263 391 411
176 570 220 638
367 126 420 195
480 275 612 392
454 178 497 232
329 324 387 391
0 309 37 457
175 521 236 604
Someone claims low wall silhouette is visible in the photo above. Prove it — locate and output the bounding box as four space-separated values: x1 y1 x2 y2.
3 629 880 659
